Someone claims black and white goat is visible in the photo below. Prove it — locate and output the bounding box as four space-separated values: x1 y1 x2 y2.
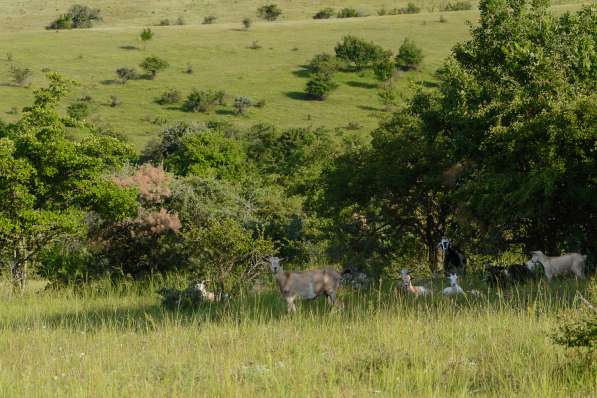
484 263 536 286
437 237 467 275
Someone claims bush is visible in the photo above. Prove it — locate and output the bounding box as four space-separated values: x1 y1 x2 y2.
109 95 121 107
335 35 387 70
313 8 335 19
67 102 90 120
47 4 102 29
552 288 597 353
242 17 253 29
140 56 169 79
234 96 253 115
159 19 170 26
9 65 32 86
155 89 181 105
395 38 423 70
176 17 185 25
203 15 217 24
140 28 154 49
257 4 282 21
157 283 205 310
305 72 338 100
441 1 473 11
373 53 395 81
337 8 359 18
378 3 421 15
307 53 338 74
182 89 224 113
116 67 138 83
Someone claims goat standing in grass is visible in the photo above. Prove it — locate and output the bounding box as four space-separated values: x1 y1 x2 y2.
526 251 587 281
400 272 429 297
268 257 341 313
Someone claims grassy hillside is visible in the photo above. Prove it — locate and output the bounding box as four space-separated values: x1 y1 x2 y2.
0 279 595 396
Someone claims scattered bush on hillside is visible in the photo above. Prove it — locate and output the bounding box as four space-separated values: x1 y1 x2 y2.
373 52 395 81
305 72 338 100
335 35 387 70
159 19 171 26
67 101 90 121
203 15 217 24
441 1 473 11
242 17 253 29
47 4 102 29
337 8 360 18
234 96 253 115
182 89 225 113
109 95 121 107
307 53 339 74
9 65 32 86
257 4 282 21
377 82 398 110
155 89 181 105
395 38 423 70
176 17 185 25
140 28 154 49
140 56 169 79
313 8 335 19
116 67 138 83
378 3 421 15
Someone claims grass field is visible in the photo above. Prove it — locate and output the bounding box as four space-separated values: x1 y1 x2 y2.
1 278 595 396
0 2 586 149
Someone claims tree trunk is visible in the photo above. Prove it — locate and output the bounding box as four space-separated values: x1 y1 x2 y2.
10 243 27 292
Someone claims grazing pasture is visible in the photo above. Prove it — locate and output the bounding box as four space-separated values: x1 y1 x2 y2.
0 278 595 396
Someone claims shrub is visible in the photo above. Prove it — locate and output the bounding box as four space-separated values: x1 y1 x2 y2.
378 3 421 15
140 28 154 49
234 96 253 115
305 72 338 100
203 15 217 24
307 53 338 74
313 8 335 19
441 1 473 11
157 283 206 310
159 19 171 26
67 102 90 120
552 288 597 354
335 35 387 70
242 17 253 29
48 4 102 29
9 65 32 86
176 17 185 25
140 56 169 79
182 89 224 113
109 95 121 107
395 38 423 70
257 4 282 21
373 53 395 81
377 82 397 109
337 8 359 18
116 67 138 83
155 89 181 105
185 64 193 74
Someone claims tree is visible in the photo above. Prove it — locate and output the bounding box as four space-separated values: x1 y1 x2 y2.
257 4 282 21
242 17 253 29
234 96 253 115
9 65 32 86
335 35 387 70
47 5 102 29
0 73 137 290
140 28 154 50
139 56 169 79
373 52 395 81
305 72 338 100
395 38 423 70
307 53 338 74
182 89 224 113
116 67 138 83
313 8 335 19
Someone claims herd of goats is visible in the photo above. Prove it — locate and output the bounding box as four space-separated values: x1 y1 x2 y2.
189 238 590 313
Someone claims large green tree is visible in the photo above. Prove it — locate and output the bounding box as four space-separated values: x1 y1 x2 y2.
0 74 137 290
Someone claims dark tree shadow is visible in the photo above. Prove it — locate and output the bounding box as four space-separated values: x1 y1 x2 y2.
119 45 139 50
346 81 378 89
357 105 383 112
285 91 309 100
421 80 439 88
100 79 120 85
215 108 236 116
292 67 311 78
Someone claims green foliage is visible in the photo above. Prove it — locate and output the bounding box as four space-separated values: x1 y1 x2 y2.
441 1 473 12
182 89 225 113
234 96 253 115
395 38 424 70
313 8 335 20
47 4 102 29
336 8 360 18
157 283 205 310
307 53 338 74
203 15 217 24
373 52 395 81
9 65 32 86
552 285 597 353
155 89 181 105
257 4 282 21
335 35 387 70
242 17 252 29
116 67 138 83
305 72 337 100
140 28 154 49
66 101 90 121
139 56 169 79
378 3 420 15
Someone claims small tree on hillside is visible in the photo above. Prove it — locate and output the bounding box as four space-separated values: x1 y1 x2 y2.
257 4 282 21
47 5 102 29
395 38 424 70
116 67 138 83
335 35 387 70
373 52 395 81
305 72 338 100
9 65 32 86
140 28 154 50
242 17 253 30
140 56 169 79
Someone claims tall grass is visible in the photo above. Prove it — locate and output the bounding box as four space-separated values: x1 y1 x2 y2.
0 277 594 396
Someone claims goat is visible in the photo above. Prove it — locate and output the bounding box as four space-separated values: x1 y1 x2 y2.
400 271 429 297
437 237 467 275
268 257 341 313
485 263 536 286
526 251 587 281
195 281 216 302
442 273 464 296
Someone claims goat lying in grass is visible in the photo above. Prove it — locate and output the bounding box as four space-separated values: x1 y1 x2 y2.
526 251 587 281
400 271 429 297
195 281 216 302
485 263 536 286
442 273 464 296
268 257 341 313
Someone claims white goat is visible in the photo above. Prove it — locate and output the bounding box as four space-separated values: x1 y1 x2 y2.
442 273 464 296
268 257 341 313
195 281 216 302
400 272 429 297
526 251 587 281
